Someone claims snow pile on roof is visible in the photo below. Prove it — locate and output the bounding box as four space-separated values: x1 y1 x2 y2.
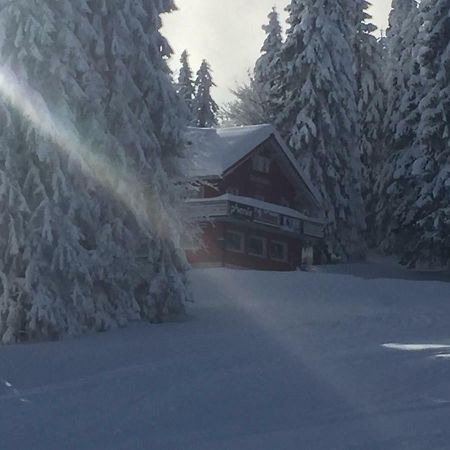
184 124 276 178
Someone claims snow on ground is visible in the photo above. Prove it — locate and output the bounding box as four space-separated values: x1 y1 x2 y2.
1 261 450 449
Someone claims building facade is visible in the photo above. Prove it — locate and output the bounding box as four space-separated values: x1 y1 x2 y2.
184 125 326 271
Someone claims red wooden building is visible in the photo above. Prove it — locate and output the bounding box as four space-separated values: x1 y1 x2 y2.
184 124 326 271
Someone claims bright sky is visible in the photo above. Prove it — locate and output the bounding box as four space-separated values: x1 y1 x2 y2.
163 1 392 105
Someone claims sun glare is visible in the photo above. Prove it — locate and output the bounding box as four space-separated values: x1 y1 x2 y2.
0 66 172 240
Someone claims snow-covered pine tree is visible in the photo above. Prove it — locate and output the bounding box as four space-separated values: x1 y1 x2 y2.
353 1 386 242
374 1 422 253
0 103 31 343
0 0 105 342
254 7 284 126
384 0 419 150
192 60 219 128
393 5 423 153
177 50 195 117
397 0 450 267
83 0 190 317
0 0 189 343
223 8 283 127
279 0 366 259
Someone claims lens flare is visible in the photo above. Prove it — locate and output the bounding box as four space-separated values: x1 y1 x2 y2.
0 65 176 241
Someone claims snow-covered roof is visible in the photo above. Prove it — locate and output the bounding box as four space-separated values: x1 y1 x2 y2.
184 124 321 206
184 125 273 178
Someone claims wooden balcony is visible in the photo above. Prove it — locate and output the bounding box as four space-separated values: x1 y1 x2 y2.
186 194 325 239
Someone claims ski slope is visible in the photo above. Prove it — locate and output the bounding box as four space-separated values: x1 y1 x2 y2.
1 262 450 449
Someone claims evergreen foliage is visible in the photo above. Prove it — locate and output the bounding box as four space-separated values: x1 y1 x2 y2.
224 8 283 127
354 1 387 240
0 0 189 344
177 50 195 117
279 0 366 258
384 0 419 151
192 60 219 128
374 1 423 255
375 0 450 268
399 0 450 266
254 7 284 126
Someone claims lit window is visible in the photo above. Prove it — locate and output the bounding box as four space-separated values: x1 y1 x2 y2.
269 240 288 262
252 155 271 173
225 230 244 253
248 235 267 258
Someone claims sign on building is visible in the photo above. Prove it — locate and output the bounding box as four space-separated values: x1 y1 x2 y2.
283 216 302 232
229 202 254 221
254 208 281 227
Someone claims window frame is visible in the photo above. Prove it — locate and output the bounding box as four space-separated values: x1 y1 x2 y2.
252 155 271 174
247 235 267 258
225 230 245 254
269 240 288 263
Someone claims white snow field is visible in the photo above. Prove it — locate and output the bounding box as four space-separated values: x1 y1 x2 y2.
1 261 450 450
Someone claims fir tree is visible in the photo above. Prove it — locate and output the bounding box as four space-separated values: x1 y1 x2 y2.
279 0 366 258
254 7 284 126
353 1 386 242
374 1 422 253
83 0 190 315
192 60 219 128
177 50 195 117
223 8 283 127
0 0 102 342
384 0 418 151
398 0 450 267
0 0 189 343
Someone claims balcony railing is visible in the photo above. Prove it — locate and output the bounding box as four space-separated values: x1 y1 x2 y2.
186 194 325 239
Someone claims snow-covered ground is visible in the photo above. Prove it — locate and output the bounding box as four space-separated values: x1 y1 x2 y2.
1 261 450 450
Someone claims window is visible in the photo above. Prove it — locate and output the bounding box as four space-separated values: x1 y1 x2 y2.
252 155 271 174
302 246 314 265
283 217 301 232
248 235 267 258
269 240 288 262
225 230 245 253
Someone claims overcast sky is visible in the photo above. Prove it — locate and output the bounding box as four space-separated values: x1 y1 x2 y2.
163 1 392 105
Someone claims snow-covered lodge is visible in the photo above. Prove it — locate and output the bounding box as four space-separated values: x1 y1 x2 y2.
184 125 326 271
